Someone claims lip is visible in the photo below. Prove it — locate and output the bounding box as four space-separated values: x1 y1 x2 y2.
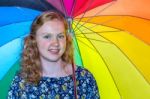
48 49 60 54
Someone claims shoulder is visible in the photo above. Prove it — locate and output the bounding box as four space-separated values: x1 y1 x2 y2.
76 66 100 98
9 73 25 89
76 66 96 81
76 66 93 76
12 73 24 83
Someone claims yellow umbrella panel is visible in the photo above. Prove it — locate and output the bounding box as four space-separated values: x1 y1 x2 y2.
73 19 150 99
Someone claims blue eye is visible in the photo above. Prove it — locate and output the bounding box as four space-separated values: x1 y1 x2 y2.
43 35 51 39
58 35 65 39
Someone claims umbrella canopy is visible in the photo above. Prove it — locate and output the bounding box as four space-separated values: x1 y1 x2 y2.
0 0 150 99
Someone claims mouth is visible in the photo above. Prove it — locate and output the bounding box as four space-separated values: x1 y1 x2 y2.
48 49 60 54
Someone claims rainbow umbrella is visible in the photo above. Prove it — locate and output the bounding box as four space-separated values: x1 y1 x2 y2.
0 0 150 99
73 0 150 99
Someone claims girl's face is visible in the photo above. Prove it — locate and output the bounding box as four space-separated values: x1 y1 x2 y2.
36 19 66 62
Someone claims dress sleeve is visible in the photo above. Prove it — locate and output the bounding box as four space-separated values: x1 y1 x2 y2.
7 75 25 99
85 69 100 99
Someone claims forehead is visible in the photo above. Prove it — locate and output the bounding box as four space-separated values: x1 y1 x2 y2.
36 19 65 35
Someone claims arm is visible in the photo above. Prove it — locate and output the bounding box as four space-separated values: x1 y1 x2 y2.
85 70 100 99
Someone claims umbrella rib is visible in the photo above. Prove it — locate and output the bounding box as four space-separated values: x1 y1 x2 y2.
75 23 122 97
76 35 110 43
76 21 150 85
74 0 116 32
75 38 96 52
70 0 77 18
73 22 115 45
0 20 33 27
75 30 123 35
72 24 84 66
75 15 124 32
72 25 97 53
75 16 150 46
73 38 84 65
60 0 67 17
72 37 84 66
37 0 49 11
73 0 95 30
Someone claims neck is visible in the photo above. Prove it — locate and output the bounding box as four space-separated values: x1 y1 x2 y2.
40 58 69 77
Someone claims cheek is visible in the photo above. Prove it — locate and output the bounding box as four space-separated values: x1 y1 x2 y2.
37 40 49 49
61 40 67 51
61 39 66 47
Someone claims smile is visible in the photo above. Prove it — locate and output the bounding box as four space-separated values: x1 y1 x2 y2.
48 49 60 54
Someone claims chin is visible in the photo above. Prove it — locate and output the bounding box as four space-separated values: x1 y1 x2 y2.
49 58 61 62
44 56 60 62
40 54 62 62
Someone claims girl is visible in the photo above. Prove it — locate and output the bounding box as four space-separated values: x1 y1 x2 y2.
7 11 100 99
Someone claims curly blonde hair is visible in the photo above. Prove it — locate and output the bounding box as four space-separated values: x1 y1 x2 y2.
21 11 73 84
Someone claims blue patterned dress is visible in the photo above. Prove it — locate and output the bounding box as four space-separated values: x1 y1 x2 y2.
7 66 100 99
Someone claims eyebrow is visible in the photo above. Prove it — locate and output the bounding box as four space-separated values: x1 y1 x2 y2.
40 32 65 35
38 32 51 36
58 32 65 35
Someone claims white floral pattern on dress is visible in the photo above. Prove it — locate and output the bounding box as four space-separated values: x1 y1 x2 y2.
7 66 100 99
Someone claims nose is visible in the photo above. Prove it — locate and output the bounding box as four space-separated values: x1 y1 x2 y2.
51 37 59 46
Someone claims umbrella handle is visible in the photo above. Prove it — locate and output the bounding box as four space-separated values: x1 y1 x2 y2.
67 17 74 36
72 59 77 99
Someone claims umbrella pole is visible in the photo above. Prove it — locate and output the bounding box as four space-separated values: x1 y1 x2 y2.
72 59 77 99
67 17 83 67
67 17 78 99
